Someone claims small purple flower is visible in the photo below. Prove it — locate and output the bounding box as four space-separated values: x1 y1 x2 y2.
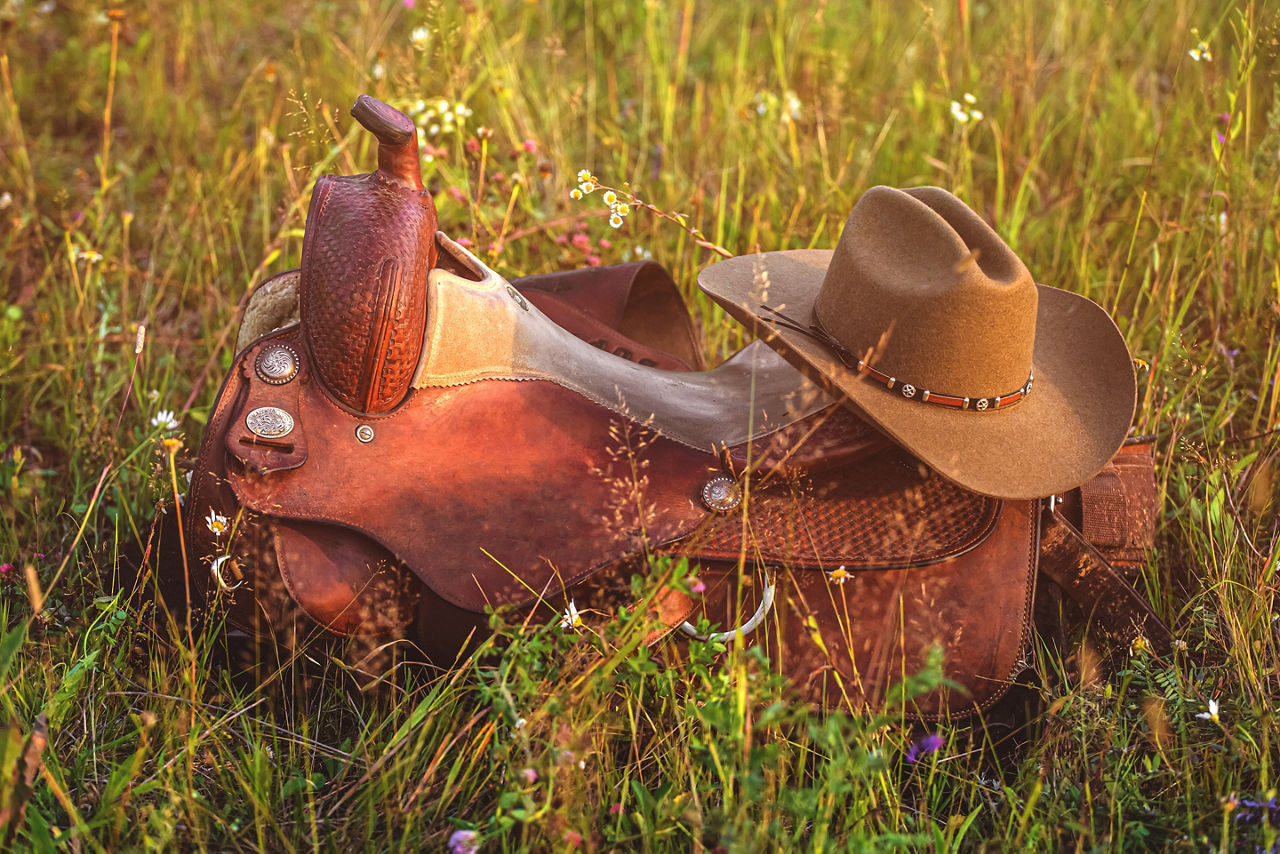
905 733 946 763
33 552 44 559
519 768 537 784
690 578 706 594
448 829 479 854
1233 796 1280 825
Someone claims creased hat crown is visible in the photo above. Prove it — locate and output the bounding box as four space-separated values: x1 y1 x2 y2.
814 186 1037 398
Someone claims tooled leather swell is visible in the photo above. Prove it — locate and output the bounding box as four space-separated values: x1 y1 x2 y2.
298 172 436 414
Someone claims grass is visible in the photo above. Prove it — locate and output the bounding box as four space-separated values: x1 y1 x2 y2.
1 0 1279 848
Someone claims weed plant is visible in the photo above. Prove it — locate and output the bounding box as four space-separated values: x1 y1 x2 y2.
1 0 1279 849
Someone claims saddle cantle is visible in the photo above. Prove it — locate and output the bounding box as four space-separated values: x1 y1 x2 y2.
182 95 1170 719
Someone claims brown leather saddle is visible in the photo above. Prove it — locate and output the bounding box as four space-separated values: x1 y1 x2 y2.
182 96 1170 718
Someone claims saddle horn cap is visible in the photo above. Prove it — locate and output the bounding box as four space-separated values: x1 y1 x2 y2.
351 94 423 190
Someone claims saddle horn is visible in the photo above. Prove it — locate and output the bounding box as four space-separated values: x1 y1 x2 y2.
298 95 438 415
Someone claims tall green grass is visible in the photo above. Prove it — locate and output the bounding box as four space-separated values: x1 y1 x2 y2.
1 0 1278 848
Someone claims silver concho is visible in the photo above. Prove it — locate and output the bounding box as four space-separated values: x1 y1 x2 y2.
355 424 375 443
901 383 916 398
255 344 299 385
701 476 743 513
245 406 294 439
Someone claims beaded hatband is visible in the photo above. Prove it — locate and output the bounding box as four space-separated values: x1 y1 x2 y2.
760 305 1033 412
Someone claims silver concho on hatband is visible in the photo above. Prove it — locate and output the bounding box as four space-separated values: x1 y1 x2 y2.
245 406 294 439
254 344 299 385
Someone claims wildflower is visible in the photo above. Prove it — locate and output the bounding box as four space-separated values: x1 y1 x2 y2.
447 830 479 854
33 553 44 559
1196 699 1220 723
476 127 493 140
521 139 537 154
610 802 623 814
1129 634 1148 656
205 509 229 538
514 717 527 730
76 248 103 263
151 409 179 431
560 599 583 629
1189 29 1212 62
562 830 582 847
827 566 850 585
0 191 12 210
784 90 801 120
162 437 182 455
586 255 602 267
371 62 386 80
1234 795 1280 825
577 169 593 183
609 214 623 228
571 232 592 252
1172 638 1189 651
410 25 430 49
0 564 11 574
428 124 440 137
690 577 706 594
905 732 946 763
598 238 611 249
579 180 596 194
602 190 618 206
519 768 538 784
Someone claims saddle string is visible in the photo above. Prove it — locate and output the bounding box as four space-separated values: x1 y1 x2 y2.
759 304 862 369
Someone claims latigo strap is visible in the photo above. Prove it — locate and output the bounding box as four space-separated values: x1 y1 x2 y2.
1038 507 1173 656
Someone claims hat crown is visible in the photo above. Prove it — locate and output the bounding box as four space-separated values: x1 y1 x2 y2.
814 186 1037 398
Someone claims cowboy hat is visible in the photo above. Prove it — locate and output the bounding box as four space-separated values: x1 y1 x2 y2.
697 185 1136 500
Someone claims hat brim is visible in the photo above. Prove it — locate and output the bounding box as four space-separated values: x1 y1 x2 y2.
698 250 1136 500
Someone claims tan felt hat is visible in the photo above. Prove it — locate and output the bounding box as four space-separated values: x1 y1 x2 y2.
697 185 1136 500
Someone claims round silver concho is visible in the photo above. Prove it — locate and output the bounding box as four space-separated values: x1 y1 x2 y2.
254 344 299 385
245 406 294 439
701 476 743 513
355 424 375 443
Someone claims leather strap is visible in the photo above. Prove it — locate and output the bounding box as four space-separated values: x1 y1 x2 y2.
1038 507 1173 656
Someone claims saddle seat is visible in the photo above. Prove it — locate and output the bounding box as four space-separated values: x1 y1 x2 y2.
415 234 836 452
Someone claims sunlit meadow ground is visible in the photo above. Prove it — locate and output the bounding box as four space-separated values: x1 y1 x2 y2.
1 0 1279 849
